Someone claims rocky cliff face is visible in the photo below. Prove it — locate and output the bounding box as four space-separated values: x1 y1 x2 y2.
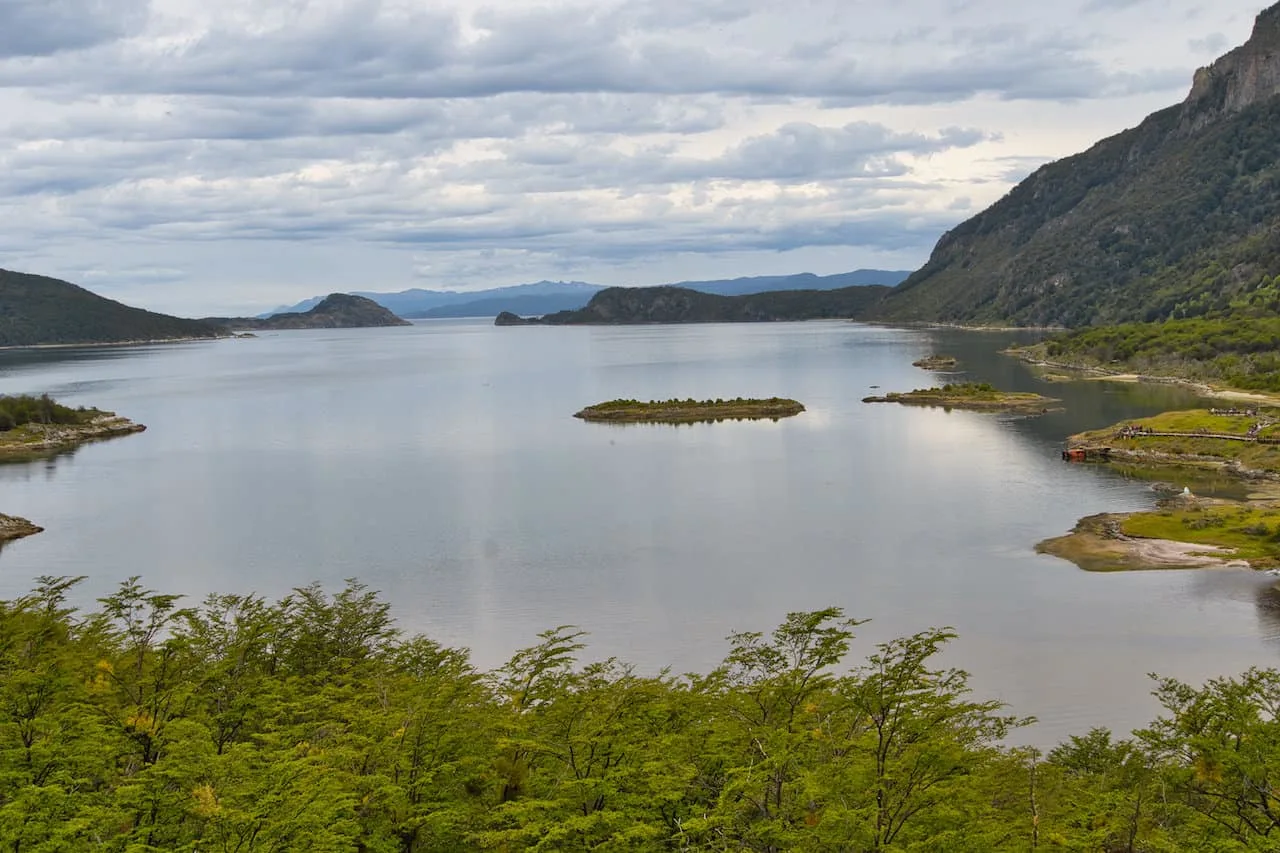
1182 4 1280 131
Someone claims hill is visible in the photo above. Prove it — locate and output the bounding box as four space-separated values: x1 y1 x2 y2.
206 294 411 331
266 281 604 318
0 269 221 347
874 2 1280 328
495 284 891 325
269 271 910 320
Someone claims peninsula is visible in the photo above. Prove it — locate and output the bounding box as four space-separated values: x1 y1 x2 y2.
1063 408 1280 478
1035 503 1273 571
0 395 145 461
574 397 805 424
862 383 1058 414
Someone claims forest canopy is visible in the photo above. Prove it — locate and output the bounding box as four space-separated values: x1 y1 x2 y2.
2 577 1278 851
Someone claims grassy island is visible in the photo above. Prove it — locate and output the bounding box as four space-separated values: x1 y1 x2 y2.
1065 407 1280 477
862 383 1058 414
911 354 958 369
574 397 805 424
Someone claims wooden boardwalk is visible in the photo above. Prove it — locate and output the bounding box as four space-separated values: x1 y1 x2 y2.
1117 430 1280 445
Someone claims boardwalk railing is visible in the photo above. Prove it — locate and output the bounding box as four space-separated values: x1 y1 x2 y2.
1116 429 1280 445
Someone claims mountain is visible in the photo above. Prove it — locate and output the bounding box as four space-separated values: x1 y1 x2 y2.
409 288 605 319
0 269 221 347
264 281 603 318
205 294 411 331
495 284 892 325
269 271 911 320
674 270 911 297
874 3 1280 328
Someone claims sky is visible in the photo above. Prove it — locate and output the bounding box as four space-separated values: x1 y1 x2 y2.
0 0 1268 316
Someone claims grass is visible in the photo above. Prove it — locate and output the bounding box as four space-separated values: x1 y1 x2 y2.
574 397 805 424
1121 503 1280 566
1070 408 1280 473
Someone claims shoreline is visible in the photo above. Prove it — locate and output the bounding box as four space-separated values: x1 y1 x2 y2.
1037 511 1256 572
1009 352 1280 406
0 414 146 460
0 513 43 543
0 413 148 544
0 334 226 352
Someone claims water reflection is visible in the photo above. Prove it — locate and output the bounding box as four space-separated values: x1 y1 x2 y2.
1255 580 1280 649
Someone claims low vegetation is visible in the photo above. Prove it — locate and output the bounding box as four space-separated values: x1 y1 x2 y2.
1020 316 1280 391
574 397 805 423
0 394 143 461
862 383 1058 413
0 394 99 431
6 578 1280 850
1121 502 1280 566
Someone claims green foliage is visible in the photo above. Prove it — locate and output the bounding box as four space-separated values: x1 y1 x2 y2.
5 579 1280 849
1029 316 1280 391
0 395 98 432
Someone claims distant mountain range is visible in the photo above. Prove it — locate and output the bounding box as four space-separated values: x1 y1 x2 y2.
266 270 912 320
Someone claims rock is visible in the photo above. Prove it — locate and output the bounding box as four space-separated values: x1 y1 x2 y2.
0 513 42 542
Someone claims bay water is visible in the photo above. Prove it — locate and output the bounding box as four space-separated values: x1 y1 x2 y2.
0 319 1274 744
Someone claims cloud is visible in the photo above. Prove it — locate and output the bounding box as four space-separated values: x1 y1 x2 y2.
0 0 1265 313
0 1 1188 105
0 0 148 58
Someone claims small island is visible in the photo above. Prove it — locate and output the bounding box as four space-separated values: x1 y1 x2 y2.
862 383 1058 414
574 397 805 424
912 354 958 370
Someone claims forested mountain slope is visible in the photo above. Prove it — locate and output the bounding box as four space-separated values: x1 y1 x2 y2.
875 3 1280 328
0 269 220 346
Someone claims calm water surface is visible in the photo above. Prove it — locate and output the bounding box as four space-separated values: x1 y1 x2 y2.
0 320 1276 745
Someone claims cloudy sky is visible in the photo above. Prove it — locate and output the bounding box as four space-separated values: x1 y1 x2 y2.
0 0 1266 315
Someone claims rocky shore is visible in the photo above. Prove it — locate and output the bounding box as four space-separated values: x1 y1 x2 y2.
0 414 146 460
0 513 43 543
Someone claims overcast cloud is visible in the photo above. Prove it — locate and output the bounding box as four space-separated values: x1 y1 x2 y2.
0 0 1266 314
